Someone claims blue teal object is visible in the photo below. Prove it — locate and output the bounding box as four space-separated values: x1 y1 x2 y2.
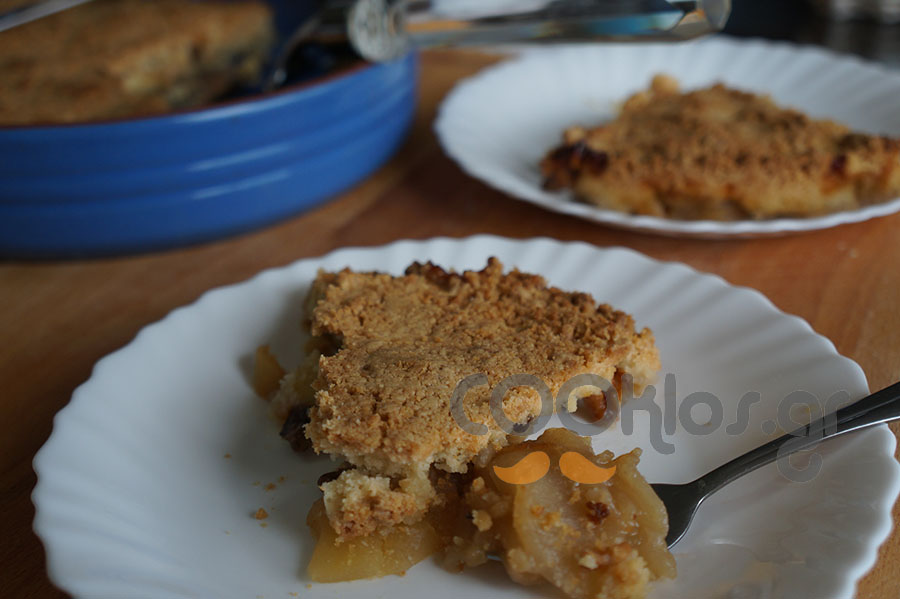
0 51 418 257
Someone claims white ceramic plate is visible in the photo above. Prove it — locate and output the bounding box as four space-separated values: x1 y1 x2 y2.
435 38 900 238
33 236 900 599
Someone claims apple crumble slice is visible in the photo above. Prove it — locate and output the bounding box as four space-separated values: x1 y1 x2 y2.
541 74 900 220
254 258 671 598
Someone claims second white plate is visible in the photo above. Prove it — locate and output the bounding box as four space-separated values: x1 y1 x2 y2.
435 37 900 238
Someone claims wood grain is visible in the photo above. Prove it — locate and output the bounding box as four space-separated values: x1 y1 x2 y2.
0 49 897 598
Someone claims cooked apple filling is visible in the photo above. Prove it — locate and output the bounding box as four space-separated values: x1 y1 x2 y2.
306 498 442 582
441 428 675 599
302 429 674 599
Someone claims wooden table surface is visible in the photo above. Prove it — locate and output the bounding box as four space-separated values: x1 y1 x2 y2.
2 50 898 598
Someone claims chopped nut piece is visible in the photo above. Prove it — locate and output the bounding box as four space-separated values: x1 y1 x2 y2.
578 552 600 570
472 510 493 532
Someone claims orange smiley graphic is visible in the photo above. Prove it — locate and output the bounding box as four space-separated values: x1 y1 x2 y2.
492 450 616 485
558 451 617 484
492 450 551 485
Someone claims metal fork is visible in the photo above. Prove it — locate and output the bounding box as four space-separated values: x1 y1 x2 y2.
654 380 900 549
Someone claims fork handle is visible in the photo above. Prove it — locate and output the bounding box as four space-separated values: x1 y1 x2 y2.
693 380 900 498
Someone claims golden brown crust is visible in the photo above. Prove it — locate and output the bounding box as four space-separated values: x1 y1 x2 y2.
305 258 658 476
0 0 274 125
541 74 900 220
284 258 659 539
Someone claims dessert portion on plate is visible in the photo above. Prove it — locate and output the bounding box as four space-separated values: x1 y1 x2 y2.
0 0 274 125
440 428 675 599
541 74 900 221
254 258 674 599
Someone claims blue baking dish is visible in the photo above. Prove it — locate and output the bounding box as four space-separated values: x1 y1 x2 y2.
0 1 418 258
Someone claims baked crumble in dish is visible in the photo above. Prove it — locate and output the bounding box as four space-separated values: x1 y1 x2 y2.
540 74 900 221
0 0 274 125
254 258 674 599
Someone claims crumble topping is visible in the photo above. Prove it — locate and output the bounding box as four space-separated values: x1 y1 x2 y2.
320 469 435 539
268 258 660 540
542 74 900 220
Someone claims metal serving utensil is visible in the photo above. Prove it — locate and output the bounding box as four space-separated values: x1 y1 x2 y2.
654 380 900 548
267 0 731 88
346 0 731 61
